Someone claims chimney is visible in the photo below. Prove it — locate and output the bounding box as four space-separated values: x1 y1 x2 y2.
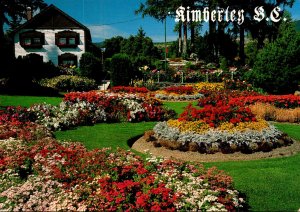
27 7 32 20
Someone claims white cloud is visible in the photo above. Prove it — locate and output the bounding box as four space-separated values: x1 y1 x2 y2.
87 25 129 41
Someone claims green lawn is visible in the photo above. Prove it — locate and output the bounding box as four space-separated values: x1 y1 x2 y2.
0 95 62 107
2 95 300 211
54 122 156 150
163 101 198 117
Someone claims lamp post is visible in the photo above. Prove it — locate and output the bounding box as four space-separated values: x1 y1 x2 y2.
101 48 106 65
100 48 106 90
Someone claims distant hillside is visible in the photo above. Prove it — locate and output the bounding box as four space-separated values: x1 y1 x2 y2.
295 20 300 32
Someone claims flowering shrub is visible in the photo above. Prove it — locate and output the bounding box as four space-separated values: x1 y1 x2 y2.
0 138 245 211
111 86 149 93
39 75 97 92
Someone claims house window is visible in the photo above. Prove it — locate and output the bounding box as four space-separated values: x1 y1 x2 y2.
69 37 76 45
24 38 32 45
59 38 67 45
55 31 79 48
33 37 41 44
58 53 78 67
20 31 44 48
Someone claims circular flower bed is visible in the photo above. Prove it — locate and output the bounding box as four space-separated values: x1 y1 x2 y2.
150 102 293 154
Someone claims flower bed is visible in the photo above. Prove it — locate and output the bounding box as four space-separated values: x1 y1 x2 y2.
198 90 261 107
150 101 293 154
0 137 245 211
152 120 292 153
111 86 149 93
193 82 225 92
0 92 175 132
155 85 203 101
164 85 195 95
230 95 300 109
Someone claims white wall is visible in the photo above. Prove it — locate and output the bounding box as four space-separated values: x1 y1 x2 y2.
14 29 86 66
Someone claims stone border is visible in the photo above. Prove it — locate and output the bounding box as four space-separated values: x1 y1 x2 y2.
132 136 300 162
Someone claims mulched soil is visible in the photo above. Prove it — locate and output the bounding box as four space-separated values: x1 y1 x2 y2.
132 136 300 162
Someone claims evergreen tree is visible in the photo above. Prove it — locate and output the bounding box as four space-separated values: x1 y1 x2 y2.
245 13 300 94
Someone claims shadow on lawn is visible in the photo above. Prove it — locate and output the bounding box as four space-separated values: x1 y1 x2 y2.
127 134 144 148
0 83 63 97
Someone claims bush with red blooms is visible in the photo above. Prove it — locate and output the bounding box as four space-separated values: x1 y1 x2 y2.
111 86 149 93
179 102 256 127
164 85 195 95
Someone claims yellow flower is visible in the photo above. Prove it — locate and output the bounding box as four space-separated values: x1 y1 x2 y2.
167 119 269 134
191 82 225 92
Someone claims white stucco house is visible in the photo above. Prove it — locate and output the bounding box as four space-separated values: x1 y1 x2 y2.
13 4 92 67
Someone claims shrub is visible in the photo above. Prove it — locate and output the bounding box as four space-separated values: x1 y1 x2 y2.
109 53 133 86
40 75 97 92
245 15 300 94
79 52 103 82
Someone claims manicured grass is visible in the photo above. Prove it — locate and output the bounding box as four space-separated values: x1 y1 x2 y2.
55 122 156 150
207 150 300 211
273 122 300 139
163 101 198 117
0 95 62 107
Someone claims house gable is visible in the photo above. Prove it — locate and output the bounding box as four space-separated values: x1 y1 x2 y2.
14 4 92 66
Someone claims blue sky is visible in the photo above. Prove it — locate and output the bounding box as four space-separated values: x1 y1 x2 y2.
18 0 300 42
